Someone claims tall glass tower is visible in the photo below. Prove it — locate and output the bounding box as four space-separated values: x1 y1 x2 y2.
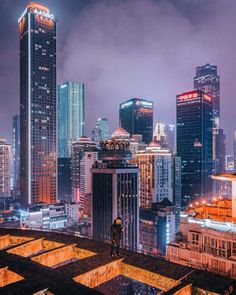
58 82 85 158
119 98 153 144
176 90 213 206
194 63 220 128
96 118 110 141
12 115 20 196
19 3 57 206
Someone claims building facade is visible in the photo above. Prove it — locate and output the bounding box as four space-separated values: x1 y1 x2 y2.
91 126 102 146
58 158 72 202
96 118 110 141
140 199 175 256
58 81 85 158
0 139 11 198
92 128 139 251
71 137 98 216
176 90 213 206
167 197 236 279
19 3 57 206
153 123 175 152
194 63 220 128
12 115 20 196
134 141 173 207
119 98 153 144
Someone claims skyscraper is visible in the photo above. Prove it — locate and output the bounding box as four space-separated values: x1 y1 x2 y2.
12 115 20 196
71 137 98 216
119 98 153 144
0 138 11 198
19 3 57 206
194 63 220 127
91 125 102 146
58 158 72 202
58 81 85 158
134 141 173 207
92 128 139 251
176 90 213 206
96 118 110 141
134 141 181 230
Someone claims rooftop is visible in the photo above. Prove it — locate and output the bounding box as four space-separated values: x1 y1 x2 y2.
0 228 234 294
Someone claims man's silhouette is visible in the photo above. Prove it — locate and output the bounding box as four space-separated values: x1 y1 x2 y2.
110 217 122 258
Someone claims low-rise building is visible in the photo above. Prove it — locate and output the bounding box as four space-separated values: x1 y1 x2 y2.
167 197 236 279
19 202 78 230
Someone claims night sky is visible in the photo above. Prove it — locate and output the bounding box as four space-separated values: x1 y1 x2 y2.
0 0 236 152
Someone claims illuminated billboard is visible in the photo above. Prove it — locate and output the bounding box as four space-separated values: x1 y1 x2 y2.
177 91 212 103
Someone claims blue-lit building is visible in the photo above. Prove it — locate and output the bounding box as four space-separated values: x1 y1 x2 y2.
176 90 213 206
119 98 153 144
19 3 57 206
92 125 102 146
58 81 85 158
12 115 20 196
96 118 110 141
139 199 175 256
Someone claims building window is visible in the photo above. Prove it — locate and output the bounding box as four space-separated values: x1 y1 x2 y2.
211 258 218 270
191 232 199 245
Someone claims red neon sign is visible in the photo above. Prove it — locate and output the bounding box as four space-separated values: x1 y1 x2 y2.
177 91 199 101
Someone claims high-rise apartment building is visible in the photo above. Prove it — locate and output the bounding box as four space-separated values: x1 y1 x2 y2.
119 98 153 144
96 118 110 141
19 3 57 206
71 137 98 216
12 115 20 195
58 81 85 158
134 141 181 230
92 128 139 251
0 138 11 198
134 141 173 207
194 63 220 127
176 90 213 206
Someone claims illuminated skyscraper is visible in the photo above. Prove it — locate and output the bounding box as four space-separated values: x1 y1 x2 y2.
58 81 85 158
0 138 11 198
119 98 153 144
176 90 213 206
91 125 102 146
194 63 220 127
12 115 20 195
134 141 173 207
96 118 110 141
134 141 181 230
194 64 225 195
19 3 57 206
72 137 98 216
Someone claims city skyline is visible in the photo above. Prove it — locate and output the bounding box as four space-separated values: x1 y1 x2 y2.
0 0 236 152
